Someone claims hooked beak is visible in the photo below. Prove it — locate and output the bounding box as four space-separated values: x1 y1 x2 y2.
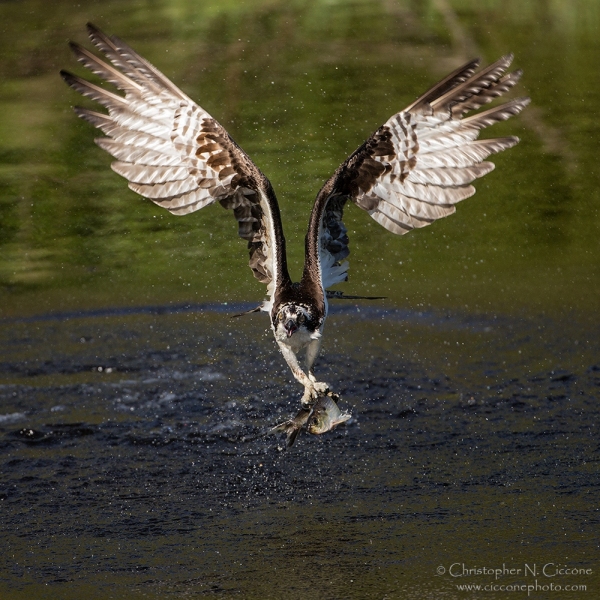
284 319 298 338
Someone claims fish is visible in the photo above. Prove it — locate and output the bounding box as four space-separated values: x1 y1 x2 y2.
270 407 313 447
307 394 351 435
271 393 351 446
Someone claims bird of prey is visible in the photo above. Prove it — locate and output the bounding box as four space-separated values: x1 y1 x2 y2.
62 24 529 441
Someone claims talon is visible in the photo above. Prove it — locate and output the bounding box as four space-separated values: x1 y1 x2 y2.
301 387 316 408
313 381 329 396
300 381 330 409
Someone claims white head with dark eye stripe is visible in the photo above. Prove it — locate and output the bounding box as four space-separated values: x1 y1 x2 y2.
274 303 314 338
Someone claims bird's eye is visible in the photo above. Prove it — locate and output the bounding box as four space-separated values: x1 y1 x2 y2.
278 312 285 321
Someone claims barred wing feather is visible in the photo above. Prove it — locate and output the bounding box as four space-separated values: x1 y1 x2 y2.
306 55 529 292
61 23 290 301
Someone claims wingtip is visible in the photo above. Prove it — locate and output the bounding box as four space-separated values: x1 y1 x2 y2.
68 40 85 58
73 106 110 125
512 68 523 79
86 22 101 36
460 57 482 74
72 105 86 117
86 22 109 47
509 96 532 115
59 69 75 84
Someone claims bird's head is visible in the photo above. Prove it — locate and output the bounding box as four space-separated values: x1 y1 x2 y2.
275 303 313 338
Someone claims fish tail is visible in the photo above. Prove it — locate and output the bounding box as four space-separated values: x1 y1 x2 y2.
285 426 302 447
270 421 302 447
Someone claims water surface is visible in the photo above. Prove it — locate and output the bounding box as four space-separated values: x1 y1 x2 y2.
1 0 599 598
1 306 599 599
1 0 598 317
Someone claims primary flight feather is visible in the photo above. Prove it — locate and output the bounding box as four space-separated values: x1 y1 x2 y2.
62 24 529 443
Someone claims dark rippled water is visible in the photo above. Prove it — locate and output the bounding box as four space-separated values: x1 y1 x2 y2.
1 305 598 599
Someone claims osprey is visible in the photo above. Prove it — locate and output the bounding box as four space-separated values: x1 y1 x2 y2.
62 24 529 441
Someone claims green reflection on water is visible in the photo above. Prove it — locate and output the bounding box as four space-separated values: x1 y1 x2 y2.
0 0 599 319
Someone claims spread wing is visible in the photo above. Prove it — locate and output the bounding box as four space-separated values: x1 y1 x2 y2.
61 23 291 303
303 55 530 295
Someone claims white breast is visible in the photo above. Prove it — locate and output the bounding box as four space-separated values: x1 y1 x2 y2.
273 323 315 353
